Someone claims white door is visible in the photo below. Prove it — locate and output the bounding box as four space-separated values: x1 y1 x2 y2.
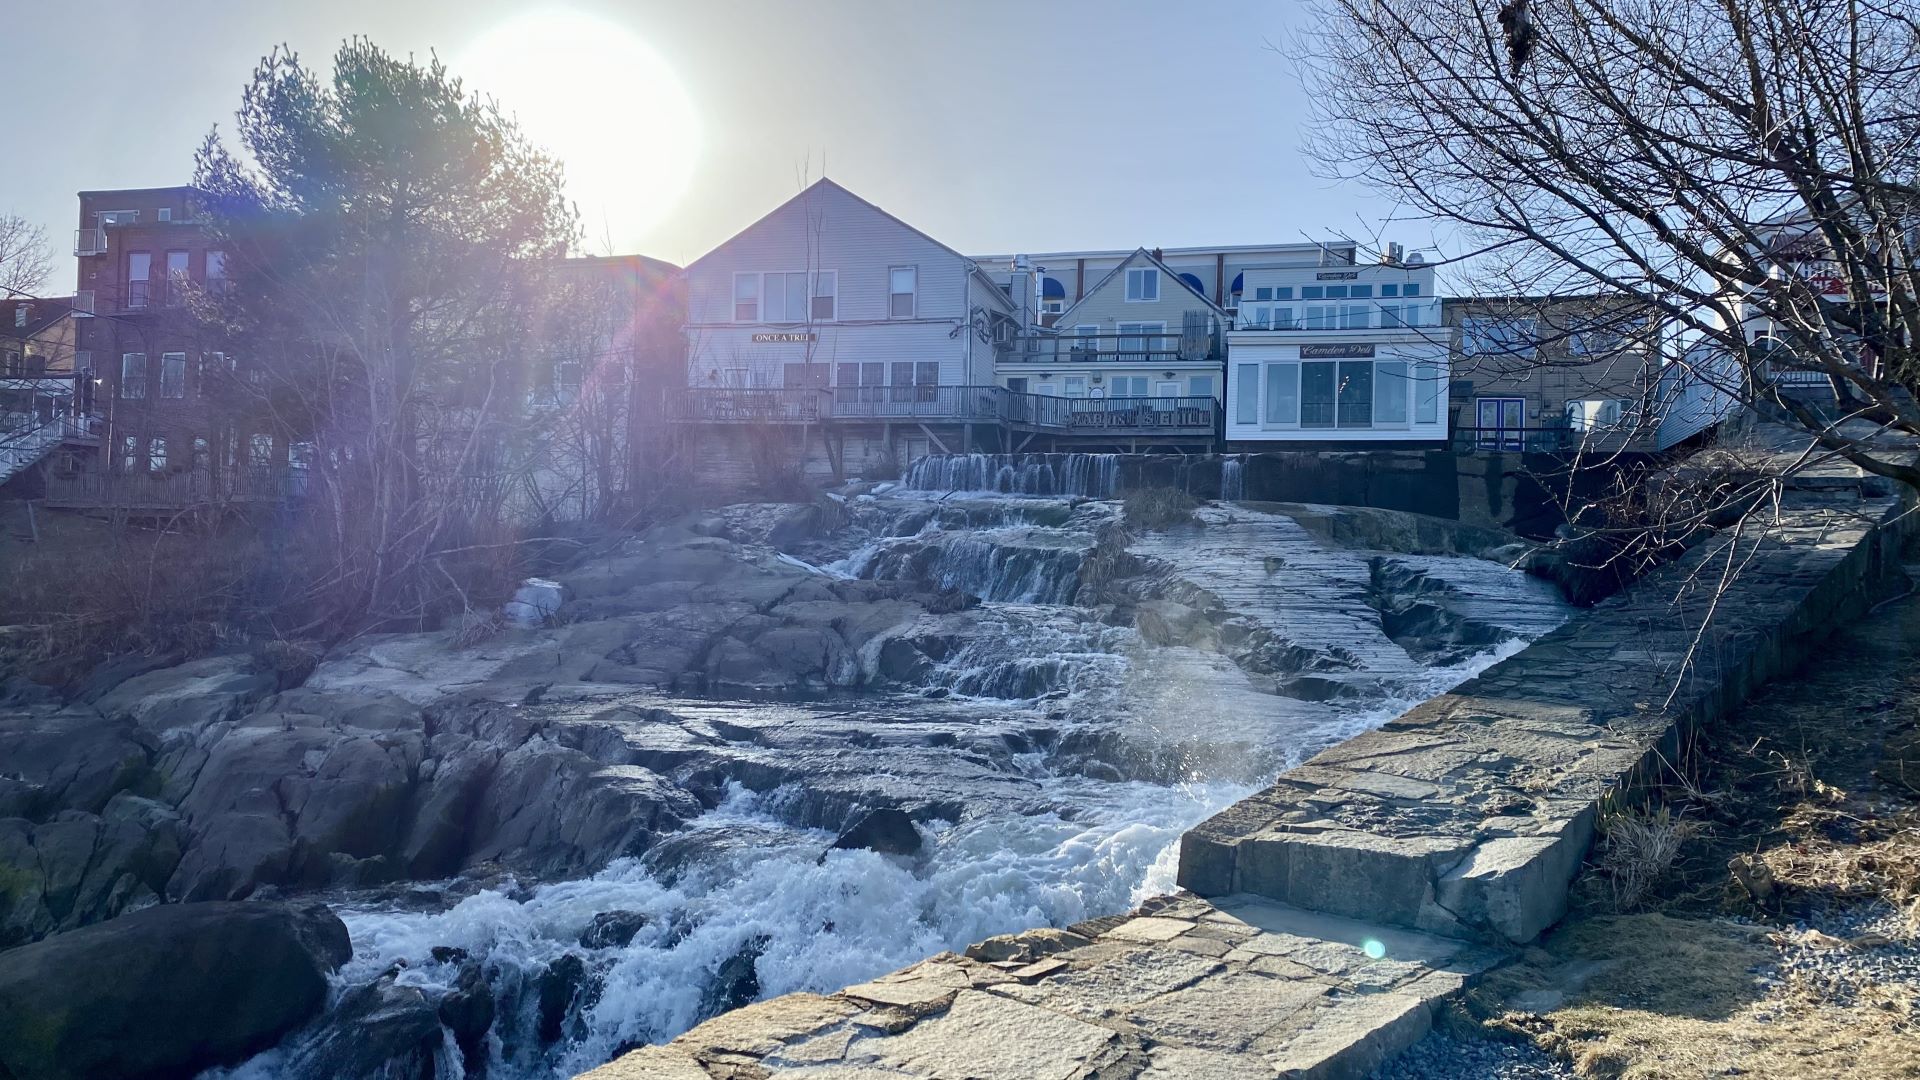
1153 380 1181 399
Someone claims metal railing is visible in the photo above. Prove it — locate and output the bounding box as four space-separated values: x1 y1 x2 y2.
74 229 107 257
1449 425 1576 453
1001 330 1219 365
668 385 1221 436
0 415 101 484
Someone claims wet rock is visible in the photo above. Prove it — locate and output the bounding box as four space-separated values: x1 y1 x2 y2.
830 807 923 857
0 901 350 1080
581 909 651 949
93 654 276 740
438 961 496 1066
700 935 768 1018
431 945 470 964
286 972 442 1079
538 952 589 1043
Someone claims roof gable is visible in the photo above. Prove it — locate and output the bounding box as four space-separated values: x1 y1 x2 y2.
685 178 973 275
1053 248 1225 324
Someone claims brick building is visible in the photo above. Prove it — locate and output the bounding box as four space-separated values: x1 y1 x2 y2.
62 186 275 507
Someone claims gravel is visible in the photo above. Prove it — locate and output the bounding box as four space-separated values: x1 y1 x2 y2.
1368 1029 1575 1080
1768 902 1920 1019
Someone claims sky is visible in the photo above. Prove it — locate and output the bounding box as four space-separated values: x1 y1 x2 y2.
5 0 1420 293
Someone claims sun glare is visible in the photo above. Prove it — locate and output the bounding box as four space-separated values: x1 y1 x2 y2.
459 9 699 251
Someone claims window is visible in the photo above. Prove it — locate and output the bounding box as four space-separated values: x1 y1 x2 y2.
1154 380 1181 398
555 360 583 400
11 306 24 327
1404 283 1421 296
1382 284 1400 297
810 271 837 321
1302 286 1324 300
1300 363 1337 427
889 266 917 318
1336 361 1374 427
1041 299 1063 315
1113 376 1148 397
762 272 806 322
1117 322 1162 360
156 207 172 222
165 251 190 304
160 353 186 398
783 363 828 389
1255 287 1273 301
1006 377 1029 394
732 273 760 321
1379 304 1402 327
120 353 146 399
1071 325 1100 357
127 253 151 309
200 352 224 396
1187 375 1211 398
1125 267 1159 302
1350 284 1373 299
97 210 138 226
1325 285 1348 299
192 436 209 470
1063 375 1088 398
1304 304 1337 330
1274 287 1293 300
1375 361 1409 424
148 437 167 472
1340 304 1371 329
249 434 275 468
1416 362 1441 423
1570 320 1633 356
120 435 139 471
1462 317 1537 359
1266 362 1301 425
205 251 226 291
1235 364 1259 424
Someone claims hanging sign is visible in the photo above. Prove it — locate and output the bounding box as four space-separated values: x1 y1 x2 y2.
1299 343 1377 359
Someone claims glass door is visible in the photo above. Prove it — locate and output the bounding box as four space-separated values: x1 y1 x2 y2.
1476 397 1527 450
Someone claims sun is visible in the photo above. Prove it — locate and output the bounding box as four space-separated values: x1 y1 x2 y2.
459 9 700 252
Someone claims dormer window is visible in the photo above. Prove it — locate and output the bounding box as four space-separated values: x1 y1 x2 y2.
1125 267 1159 302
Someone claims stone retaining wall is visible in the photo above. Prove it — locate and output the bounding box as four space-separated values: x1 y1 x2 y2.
1178 490 1914 943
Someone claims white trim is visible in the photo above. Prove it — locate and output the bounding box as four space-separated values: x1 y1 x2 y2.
731 272 760 322
888 265 917 319
1124 266 1160 302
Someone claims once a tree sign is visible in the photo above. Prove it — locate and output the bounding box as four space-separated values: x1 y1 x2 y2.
751 332 817 343
1299 343 1376 359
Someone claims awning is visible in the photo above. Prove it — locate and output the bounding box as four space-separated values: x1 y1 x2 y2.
1041 276 1066 299
1178 272 1205 296
1230 272 1244 295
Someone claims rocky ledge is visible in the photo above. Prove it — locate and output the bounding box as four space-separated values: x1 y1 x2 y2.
581 892 1499 1080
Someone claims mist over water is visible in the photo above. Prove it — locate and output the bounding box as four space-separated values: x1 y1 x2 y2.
221 484 1563 1080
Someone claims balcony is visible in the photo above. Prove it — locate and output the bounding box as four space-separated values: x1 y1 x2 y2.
1001 330 1219 366
1233 298 1443 332
74 229 107 257
667 385 1220 437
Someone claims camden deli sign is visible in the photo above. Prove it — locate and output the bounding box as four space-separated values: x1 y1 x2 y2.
751 332 817 343
1298 343 1376 359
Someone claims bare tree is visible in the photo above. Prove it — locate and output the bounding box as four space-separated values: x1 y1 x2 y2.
1299 0 1920 493
0 214 54 297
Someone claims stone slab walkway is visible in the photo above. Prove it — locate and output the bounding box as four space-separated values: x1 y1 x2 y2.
580 893 1500 1080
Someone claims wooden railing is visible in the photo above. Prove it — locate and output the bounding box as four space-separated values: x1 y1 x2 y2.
668 386 1221 436
42 467 303 510
1001 331 1218 365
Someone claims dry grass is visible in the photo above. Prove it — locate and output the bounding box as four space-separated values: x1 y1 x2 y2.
1479 915 1920 1080
1597 807 1706 912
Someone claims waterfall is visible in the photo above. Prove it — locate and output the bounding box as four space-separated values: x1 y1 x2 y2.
1220 456 1245 501
903 453 1121 497
842 529 1089 604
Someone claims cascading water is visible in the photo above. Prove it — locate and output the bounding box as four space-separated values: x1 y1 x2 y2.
221 485 1572 1080
1220 455 1246 501
902 453 1121 497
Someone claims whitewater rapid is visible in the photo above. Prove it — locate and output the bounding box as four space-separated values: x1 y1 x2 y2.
217 485 1563 1080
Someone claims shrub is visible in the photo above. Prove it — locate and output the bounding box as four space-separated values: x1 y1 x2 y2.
1122 487 1199 531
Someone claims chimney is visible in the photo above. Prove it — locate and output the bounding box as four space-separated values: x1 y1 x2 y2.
1009 255 1037 328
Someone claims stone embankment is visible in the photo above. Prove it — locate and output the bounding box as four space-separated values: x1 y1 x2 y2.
583 481 1913 1078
